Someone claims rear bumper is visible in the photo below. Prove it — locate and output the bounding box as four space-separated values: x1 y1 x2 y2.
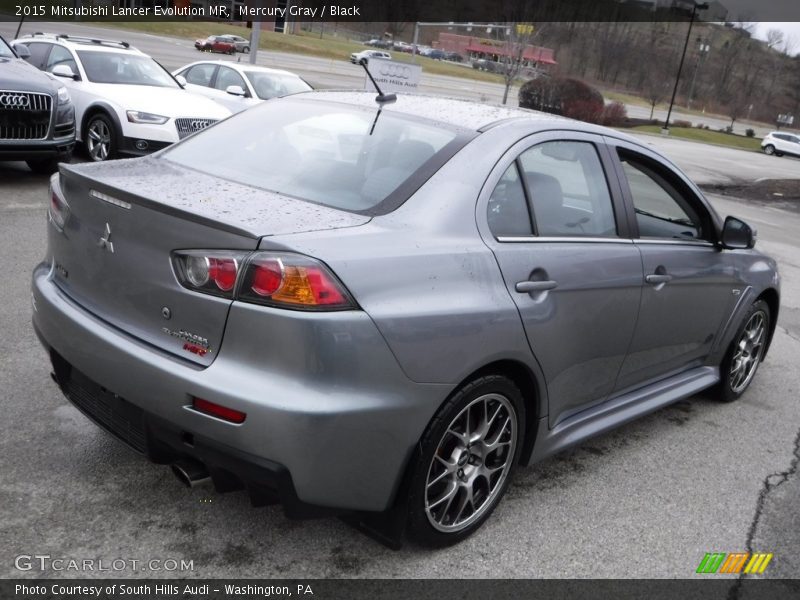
31 261 448 512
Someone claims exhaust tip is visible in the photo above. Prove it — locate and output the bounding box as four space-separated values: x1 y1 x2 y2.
171 458 211 488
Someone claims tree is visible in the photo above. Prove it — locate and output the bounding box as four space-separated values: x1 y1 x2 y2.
498 22 547 105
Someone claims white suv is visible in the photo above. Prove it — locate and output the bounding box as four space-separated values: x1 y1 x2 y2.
14 33 231 161
761 131 800 158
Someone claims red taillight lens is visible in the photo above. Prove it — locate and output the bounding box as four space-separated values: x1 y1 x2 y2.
240 252 355 311
172 251 245 299
192 397 246 424
48 182 70 230
251 258 284 296
209 258 237 292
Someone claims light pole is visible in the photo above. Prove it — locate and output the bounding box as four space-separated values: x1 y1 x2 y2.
687 38 710 111
662 1 708 134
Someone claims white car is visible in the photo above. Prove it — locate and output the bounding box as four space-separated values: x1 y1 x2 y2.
349 50 391 64
761 131 800 158
14 33 231 161
173 60 312 113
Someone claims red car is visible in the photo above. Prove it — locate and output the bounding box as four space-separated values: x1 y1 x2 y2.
194 36 236 55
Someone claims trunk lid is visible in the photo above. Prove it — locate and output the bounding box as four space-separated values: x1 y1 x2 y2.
50 157 370 366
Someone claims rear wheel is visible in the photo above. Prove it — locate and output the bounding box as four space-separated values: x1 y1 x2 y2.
85 113 116 162
407 375 524 547
763 144 775 155
714 300 770 402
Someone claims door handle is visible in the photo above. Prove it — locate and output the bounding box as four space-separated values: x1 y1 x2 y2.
645 274 673 285
515 280 558 293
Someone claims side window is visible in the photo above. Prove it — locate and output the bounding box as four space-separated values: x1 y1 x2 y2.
45 45 78 74
487 163 533 237
184 64 216 87
214 67 246 92
619 153 706 241
518 141 617 237
21 42 51 70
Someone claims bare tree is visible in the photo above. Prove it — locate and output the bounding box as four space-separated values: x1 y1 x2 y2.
765 28 784 51
498 23 546 105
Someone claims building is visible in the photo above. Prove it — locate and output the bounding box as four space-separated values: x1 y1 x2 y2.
437 33 557 68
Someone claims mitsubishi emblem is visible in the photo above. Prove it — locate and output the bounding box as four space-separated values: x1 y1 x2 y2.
98 222 114 253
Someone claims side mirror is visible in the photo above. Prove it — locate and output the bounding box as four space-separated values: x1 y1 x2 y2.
175 74 187 87
51 64 77 80
720 216 755 249
225 85 246 97
12 43 31 59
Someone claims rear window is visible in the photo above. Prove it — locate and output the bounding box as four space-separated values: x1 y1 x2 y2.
163 98 467 213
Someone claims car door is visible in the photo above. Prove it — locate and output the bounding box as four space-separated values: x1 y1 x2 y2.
607 138 738 391
211 66 251 112
178 63 219 100
18 41 51 70
481 132 643 427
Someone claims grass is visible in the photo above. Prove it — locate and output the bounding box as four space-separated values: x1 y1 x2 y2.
93 21 507 84
630 126 763 152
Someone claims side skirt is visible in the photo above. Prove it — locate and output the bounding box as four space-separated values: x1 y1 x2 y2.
527 366 719 465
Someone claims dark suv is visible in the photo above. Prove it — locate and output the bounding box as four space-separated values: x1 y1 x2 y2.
0 35 75 173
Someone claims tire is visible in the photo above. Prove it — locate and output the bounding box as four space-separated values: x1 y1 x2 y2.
714 299 770 403
763 144 775 155
243 46 250 53
406 375 525 547
26 156 62 174
84 113 117 162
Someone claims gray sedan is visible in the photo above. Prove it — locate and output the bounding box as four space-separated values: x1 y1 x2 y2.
32 92 780 547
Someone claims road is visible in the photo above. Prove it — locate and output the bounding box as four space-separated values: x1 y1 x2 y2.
0 22 798 583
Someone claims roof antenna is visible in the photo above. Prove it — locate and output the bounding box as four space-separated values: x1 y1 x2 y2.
359 58 396 104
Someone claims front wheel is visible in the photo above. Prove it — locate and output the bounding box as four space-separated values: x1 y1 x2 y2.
714 299 770 402
243 46 250 53
407 375 525 547
763 144 775 155
85 113 116 162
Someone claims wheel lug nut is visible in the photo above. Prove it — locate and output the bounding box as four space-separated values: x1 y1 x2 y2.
457 468 464 479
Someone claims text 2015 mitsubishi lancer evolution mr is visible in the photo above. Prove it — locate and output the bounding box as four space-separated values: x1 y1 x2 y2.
32 91 780 547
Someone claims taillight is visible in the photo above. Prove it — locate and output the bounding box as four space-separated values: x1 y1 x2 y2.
172 250 356 311
240 252 355 311
192 397 246 424
48 182 70 230
172 251 245 299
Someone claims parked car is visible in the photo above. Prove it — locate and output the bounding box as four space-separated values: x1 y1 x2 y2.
444 51 463 62
349 49 391 64
32 92 779 548
173 60 312 113
14 33 230 161
392 41 413 53
194 35 236 55
0 35 75 173
424 49 447 60
364 38 391 49
761 131 800 157
216 34 250 53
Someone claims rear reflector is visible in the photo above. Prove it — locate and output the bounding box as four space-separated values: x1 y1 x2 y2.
49 183 70 230
192 397 246 424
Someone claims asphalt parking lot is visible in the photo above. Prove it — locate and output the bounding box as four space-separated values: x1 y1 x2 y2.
1 22 799 582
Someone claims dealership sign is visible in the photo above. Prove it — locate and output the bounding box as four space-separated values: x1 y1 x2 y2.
364 58 422 94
